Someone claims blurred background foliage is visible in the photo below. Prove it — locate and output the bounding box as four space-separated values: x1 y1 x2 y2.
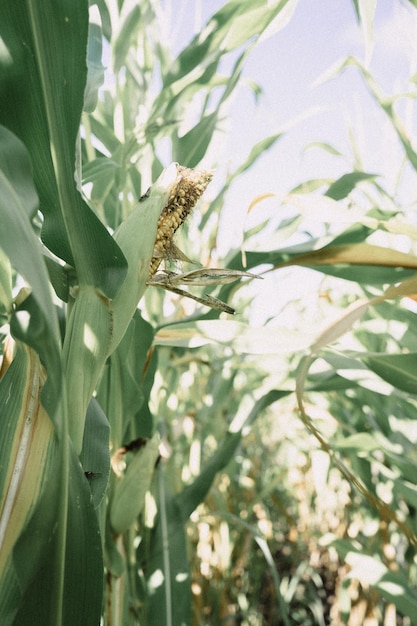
2 0 417 624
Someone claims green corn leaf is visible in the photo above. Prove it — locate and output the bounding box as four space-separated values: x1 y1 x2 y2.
80 399 110 509
325 171 378 200
109 163 178 354
112 3 142 73
110 434 160 535
304 141 343 157
11 446 103 626
307 371 360 392
177 390 288 518
0 0 127 297
0 127 60 348
233 133 284 179
176 431 242 519
0 126 38 216
0 342 63 625
146 468 191 626
100 309 155 446
43 256 71 303
394 479 417 510
357 0 376 66
0 248 12 319
307 264 417 285
172 0 298 67
81 157 122 222
325 223 374 246
155 319 319 354
173 112 218 168
329 56 417 173
62 284 112 452
10 292 62 423
345 552 417 620
226 240 417 286
362 353 417 395
83 5 105 113
334 433 380 453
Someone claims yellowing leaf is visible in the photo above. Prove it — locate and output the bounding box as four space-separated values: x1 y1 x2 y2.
282 243 417 270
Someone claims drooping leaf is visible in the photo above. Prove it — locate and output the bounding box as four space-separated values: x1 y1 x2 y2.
226 241 417 286
285 243 417 272
310 298 374 353
0 127 60 346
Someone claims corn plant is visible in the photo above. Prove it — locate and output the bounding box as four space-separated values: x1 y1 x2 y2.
3 0 417 624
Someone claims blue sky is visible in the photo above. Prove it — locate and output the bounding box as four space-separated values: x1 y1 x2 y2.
159 1 417 324
211 0 417 245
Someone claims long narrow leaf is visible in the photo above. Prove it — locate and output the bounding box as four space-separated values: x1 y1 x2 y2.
12 445 103 626
146 469 191 626
177 390 289 518
0 343 62 625
0 0 127 296
0 127 60 347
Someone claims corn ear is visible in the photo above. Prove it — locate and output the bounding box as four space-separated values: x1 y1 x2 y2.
108 164 179 353
110 163 212 351
62 164 212 452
